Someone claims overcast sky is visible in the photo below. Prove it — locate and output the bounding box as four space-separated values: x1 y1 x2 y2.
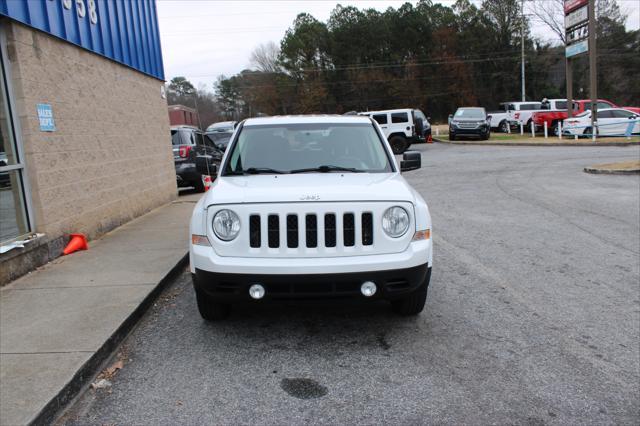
156 0 640 89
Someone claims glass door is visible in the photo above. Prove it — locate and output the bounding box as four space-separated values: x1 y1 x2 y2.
0 28 31 244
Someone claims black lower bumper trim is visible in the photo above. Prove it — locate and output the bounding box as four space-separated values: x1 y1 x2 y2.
193 264 430 303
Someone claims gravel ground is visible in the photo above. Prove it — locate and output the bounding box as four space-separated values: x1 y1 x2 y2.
60 143 640 425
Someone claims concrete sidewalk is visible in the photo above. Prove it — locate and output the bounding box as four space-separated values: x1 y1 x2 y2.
0 192 201 425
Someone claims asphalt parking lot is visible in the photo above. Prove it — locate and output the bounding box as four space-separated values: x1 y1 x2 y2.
61 143 640 425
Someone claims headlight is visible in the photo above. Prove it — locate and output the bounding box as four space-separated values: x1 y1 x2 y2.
382 206 410 238
212 209 240 241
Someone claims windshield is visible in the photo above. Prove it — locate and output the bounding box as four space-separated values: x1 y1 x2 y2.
171 129 195 146
454 109 485 119
224 123 393 175
206 132 232 147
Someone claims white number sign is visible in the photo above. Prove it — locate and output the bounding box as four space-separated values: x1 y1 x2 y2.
51 0 98 25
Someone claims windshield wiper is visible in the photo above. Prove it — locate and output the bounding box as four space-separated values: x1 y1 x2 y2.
244 167 286 175
290 165 364 174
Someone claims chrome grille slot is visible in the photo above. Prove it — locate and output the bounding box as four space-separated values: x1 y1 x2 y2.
249 215 261 248
362 212 373 246
268 215 279 248
286 214 298 248
305 214 318 248
324 213 337 248
343 213 355 247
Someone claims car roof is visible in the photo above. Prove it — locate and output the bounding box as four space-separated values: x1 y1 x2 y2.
457 107 485 110
362 108 413 114
243 115 372 127
170 125 199 131
208 121 235 127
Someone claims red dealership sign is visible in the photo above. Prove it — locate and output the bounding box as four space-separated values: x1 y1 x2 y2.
564 0 589 14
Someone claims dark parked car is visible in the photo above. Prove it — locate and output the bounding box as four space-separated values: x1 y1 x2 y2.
448 107 491 140
171 126 224 192
205 130 233 151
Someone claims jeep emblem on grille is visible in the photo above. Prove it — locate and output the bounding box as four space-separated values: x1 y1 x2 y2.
300 194 320 201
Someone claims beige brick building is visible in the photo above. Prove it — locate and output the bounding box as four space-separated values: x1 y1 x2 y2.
0 7 175 284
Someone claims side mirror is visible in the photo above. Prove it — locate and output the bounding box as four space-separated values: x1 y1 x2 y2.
427 116 431 121
195 155 218 176
448 114 453 125
400 151 421 172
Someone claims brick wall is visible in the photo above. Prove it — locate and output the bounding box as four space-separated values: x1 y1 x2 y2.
3 22 177 241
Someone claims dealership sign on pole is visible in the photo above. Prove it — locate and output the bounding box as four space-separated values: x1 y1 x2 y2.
566 39 589 58
564 0 588 14
565 5 588 28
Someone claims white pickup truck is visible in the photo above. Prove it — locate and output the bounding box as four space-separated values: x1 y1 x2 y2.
489 101 542 132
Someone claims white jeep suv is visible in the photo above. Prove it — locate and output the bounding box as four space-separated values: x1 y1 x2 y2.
189 115 433 320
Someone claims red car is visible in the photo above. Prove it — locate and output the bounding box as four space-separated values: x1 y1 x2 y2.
531 99 618 134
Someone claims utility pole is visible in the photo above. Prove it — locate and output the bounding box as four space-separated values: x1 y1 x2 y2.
521 0 525 102
588 0 597 135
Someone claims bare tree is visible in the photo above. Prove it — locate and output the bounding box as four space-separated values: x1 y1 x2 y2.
530 0 565 44
249 41 281 73
530 0 628 45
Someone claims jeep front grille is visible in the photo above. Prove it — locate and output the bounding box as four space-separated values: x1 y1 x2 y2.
248 212 374 249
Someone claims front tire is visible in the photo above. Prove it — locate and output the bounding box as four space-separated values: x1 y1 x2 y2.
195 286 231 321
499 121 509 133
391 268 431 316
193 176 206 193
389 136 408 154
449 132 456 141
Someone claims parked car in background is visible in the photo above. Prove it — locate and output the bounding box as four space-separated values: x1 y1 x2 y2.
205 130 234 151
448 107 491 140
359 108 428 154
206 121 237 132
562 108 640 137
532 99 617 134
171 125 224 192
489 101 542 132
189 115 432 320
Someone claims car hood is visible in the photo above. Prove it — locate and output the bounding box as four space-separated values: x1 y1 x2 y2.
202 173 416 205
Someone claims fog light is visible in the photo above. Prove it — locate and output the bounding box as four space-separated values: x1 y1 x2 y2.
249 284 265 300
360 281 377 297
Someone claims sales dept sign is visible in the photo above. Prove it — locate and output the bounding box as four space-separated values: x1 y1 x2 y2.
37 104 56 132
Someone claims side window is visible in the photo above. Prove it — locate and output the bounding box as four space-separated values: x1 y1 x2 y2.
507 104 515 111
391 112 409 123
596 110 613 119
203 134 215 147
598 102 613 110
195 132 204 146
372 114 387 125
611 110 633 118
556 101 567 109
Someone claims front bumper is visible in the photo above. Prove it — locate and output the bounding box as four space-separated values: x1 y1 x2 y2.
174 161 199 184
191 239 432 275
450 126 489 137
193 264 430 303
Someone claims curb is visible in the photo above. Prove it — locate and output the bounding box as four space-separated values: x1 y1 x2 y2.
433 137 640 147
583 167 640 175
31 253 189 426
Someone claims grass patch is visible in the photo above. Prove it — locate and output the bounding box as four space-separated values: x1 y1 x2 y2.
589 160 640 171
436 134 640 144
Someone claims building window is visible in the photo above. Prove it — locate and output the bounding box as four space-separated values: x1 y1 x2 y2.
0 31 31 244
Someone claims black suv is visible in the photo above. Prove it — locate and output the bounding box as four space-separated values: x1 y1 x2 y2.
448 107 491 140
171 126 224 192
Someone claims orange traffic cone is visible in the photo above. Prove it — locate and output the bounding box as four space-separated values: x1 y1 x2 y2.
427 134 433 143
63 233 88 255
203 175 213 191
